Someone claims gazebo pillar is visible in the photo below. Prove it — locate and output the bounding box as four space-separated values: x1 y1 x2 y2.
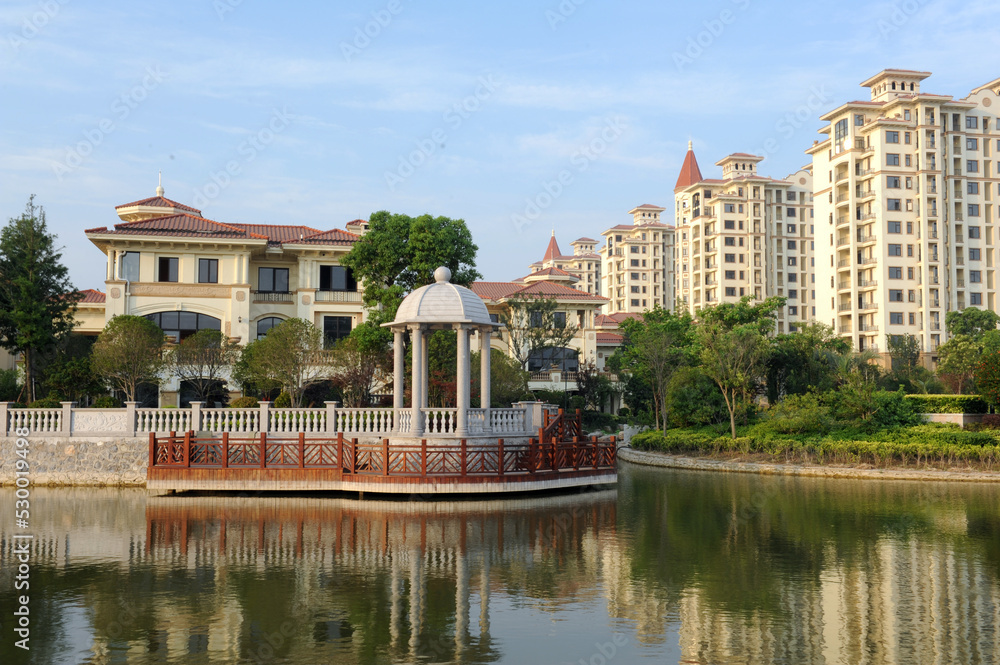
421 333 430 409
480 327 491 424
455 325 471 436
393 329 405 432
410 324 425 436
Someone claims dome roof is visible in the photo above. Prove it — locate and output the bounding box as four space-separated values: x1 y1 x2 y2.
387 267 495 329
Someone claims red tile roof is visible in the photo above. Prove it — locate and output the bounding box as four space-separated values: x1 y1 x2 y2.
115 195 201 214
470 282 524 300
520 267 577 280
228 224 321 243
634 204 664 210
542 233 562 263
595 312 641 327
596 332 623 344
292 229 360 245
674 143 704 192
76 289 106 304
572 237 597 243
471 280 607 303
87 214 271 240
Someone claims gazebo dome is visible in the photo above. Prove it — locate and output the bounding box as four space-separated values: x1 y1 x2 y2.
389 267 494 328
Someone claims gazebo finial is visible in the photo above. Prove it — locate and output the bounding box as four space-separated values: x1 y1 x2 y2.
434 266 452 283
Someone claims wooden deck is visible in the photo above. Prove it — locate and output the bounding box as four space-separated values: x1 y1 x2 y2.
147 422 618 495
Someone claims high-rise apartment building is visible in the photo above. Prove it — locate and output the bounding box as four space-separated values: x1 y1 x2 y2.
527 232 602 295
810 70 1000 362
674 143 815 332
599 204 676 314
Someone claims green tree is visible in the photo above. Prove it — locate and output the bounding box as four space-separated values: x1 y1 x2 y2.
575 360 614 412
976 349 1000 409
698 295 786 335
946 308 1000 339
936 334 980 394
829 349 883 422
241 318 328 407
699 322 771 439
766 322 848 402
91 316 167 402
0 196 80 402
340 211 481 330
499 294 578 371
887 333 920 382
327 334 389 408
169 329 240 406
471 348 530 408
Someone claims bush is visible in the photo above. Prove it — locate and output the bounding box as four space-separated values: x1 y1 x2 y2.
92 395 121 408
229 396 260 409
0 368 20 402
27 396 62 408
273 392 292 408
664 366 728 427
758 393 831 435
905 394 989 414
582 410 618 431
865 390 923 431
980 414 1000 429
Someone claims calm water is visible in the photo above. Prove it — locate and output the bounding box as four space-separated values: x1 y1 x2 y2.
2 464 1000 665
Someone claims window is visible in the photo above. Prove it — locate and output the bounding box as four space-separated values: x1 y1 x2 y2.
120 252 140 282
323 316 353 347
724 253 736 263
886 154 900 166
971 270 982 283
553 312 567 328
968 160 979 173
319 265 357 292
889 267 902 279
909 313 915 325
630 259 640 267
887 199 902 211
970 248 981 261
888 244 902 256
787 207 796 218
724 237 736 246
787 191 797 202
888 221 901 233
198 258 218 284
904 132 911 144
967 138 979 150
630 299 640 307
787 240 797 250
788 273 797 282
834 118 849 150
887 176 901 188
724 219 735 230
788 289 798 299
630 246 639 254
967 116 979 129
158 257 178 283
971 293 983 305
147 312 221 342
854 114 864 126
630 272 639 279
630 286 640 293
905 155 912 167
904 110 911 121
787 257 797 266
886 130 900 143
788 306 798 316
907 244 914 257
890 312 904 325
970 226 981 239
787 224 797 234
724 203 735 213
969 182 980 194
969 204 981 217
256 316 283 340
258 267 289 292
889 290 904 302
906 222 912 234
725 287 736 297
724 270 736 279
907 267 914 279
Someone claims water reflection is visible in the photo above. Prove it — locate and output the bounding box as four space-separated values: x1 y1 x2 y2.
1 467 999 664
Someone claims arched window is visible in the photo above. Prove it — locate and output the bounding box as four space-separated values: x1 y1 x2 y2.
145 312 221 342
256 316 284 340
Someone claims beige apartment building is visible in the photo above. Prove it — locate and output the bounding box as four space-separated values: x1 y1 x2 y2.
809 70 1000 362
673 143 815 332
527 232 602 296
599 204 676 314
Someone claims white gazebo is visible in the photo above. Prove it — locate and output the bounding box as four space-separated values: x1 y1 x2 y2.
383 266 499 437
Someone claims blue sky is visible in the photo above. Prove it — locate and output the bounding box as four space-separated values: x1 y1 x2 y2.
2 0 999 290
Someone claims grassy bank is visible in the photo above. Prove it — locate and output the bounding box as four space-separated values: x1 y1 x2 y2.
630 424 1000 472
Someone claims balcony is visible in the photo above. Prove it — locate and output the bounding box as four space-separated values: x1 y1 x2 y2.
838 304 853 312
931 323 941 331
857 189 876 201
837 259 851 268
859 301 877 311
857 168 874 178
957 279 966 288
837 237 851 248
858 279 878 289
836 193 850 203
838 281 851 290
859 324 879 332
859 213 877 222
836 215 849 226
314 290 362 303
956 257 965 266
857 235 876 245
858 257 878 266
839 325 853 334
252 290 294 303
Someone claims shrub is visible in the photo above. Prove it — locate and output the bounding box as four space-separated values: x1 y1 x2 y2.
229 396 260 409
905 394 989 414
0 368 21 402
981 414 1000 429
92 395 121 408
865 390 923 431
27 396 62 408
273 392 292 408
582 410 618 431
758 393 831 435
664 366 728 427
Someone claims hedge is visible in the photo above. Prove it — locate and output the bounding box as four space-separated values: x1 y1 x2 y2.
904 395 989 414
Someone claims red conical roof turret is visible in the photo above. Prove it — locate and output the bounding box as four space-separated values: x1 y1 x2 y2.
542 230 562 262
674 140 704 192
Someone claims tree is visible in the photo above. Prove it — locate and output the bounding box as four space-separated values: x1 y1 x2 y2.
340 211 481 330
699 322 771 439
0 196 80 402
498 294 578 371
609 307 696 431
936 334 980 394
946 308 1000 339
976 349 1000 409
471 349 530 408
91 316 167 402
887 333 920 381
240 318 328 407
575 360 614 412
169 329 240 406
766 323 849 402
829 349 883 422
327 335 389 408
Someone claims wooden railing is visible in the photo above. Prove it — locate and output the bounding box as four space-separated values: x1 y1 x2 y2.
148 431 617 480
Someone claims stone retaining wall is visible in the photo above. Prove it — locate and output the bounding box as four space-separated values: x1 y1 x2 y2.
1 436 148 486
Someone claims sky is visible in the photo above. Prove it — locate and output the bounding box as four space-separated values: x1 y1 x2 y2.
2 0 1000 291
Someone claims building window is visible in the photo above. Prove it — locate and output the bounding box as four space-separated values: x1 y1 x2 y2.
971 271 982 283
890 312 904 325
724 220 735 230
887 176 901 188
725 287 736 297
889 290 904 302
971 293 983 305
967 160 979 173
967 138 979 150
787 257 797 266
724 253 736 263
888 244 902 256
256 316 283 340
553 312 567 328
970 248 981 261
970 227 981 239
323 316 353 348
969 182 980 195
967 116 978 129
630 299 640 307
319 265 357 292
888 221 901 233
147 311 222 343
969 204 981 217
787 240 797 250
886 154 900 166
788 289 798 300
258 267 289 293
120 251 140 282
886 130 899 143
724 237 736 246
724 204 735 213
198 258 218 284
158 257 178 283
630 259 640 267
854 114 864 126
887 199 902 211
889 267 902 279
905 155 912 167
724 270 736 279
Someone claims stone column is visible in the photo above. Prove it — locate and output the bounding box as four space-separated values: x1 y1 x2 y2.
324 401 339 434
480 327 492 417
60 402 74 435
455 325 470 436
0 402 8 437
393 329 405 411
421 331 430 409
125 401 138 437
410 325 425 436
